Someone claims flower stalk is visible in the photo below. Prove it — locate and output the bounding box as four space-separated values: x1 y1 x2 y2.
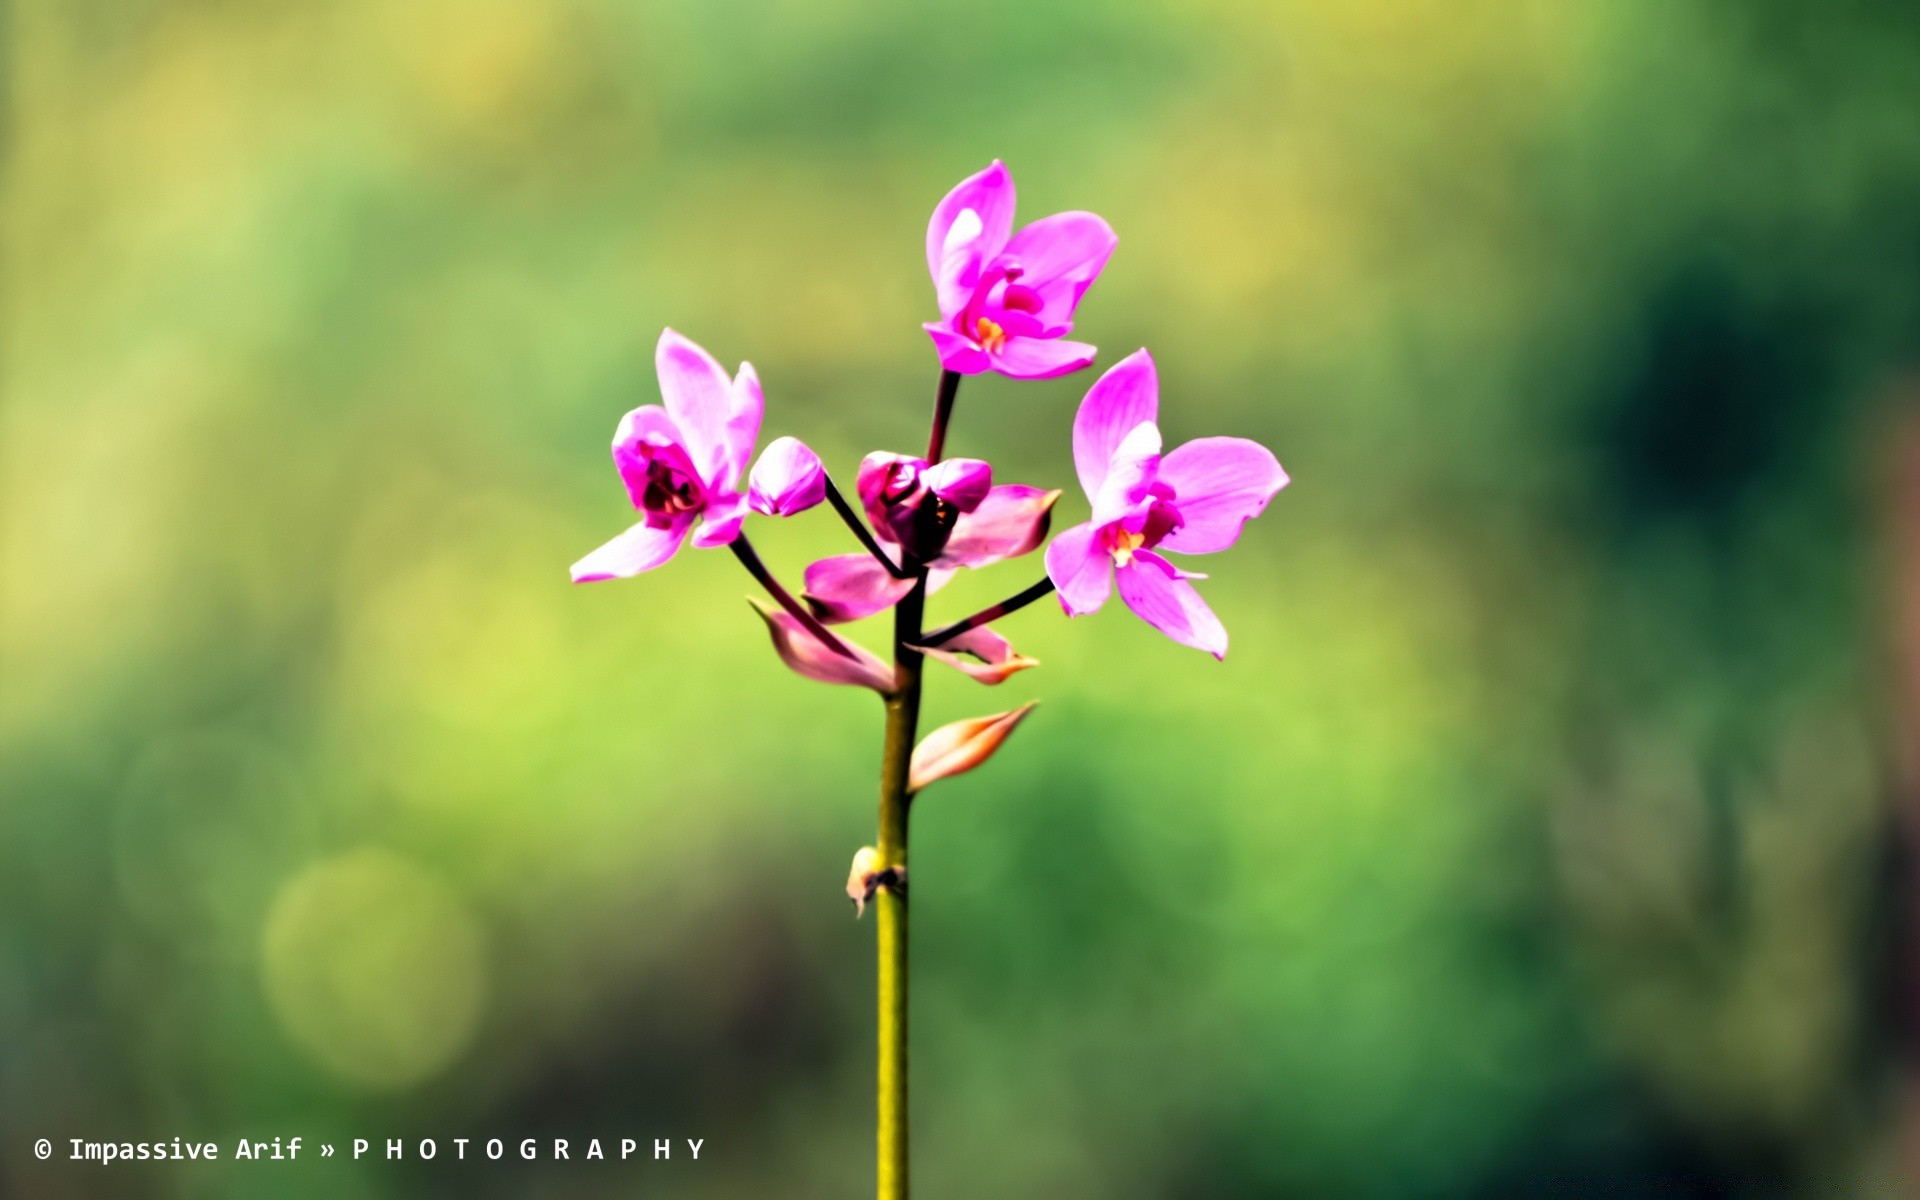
875 567 926 1200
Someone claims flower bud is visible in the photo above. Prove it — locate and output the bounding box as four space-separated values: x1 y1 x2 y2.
846 846 905 917
908 701 1038 792
856 452 993 563
747 436 827 517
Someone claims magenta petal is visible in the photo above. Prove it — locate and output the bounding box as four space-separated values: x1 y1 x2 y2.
1002 211 1117 331
1071 349 1159 498
923 458 993 512
655 328 734 485
936 486 1061 568
690 494 747 548
1044 521 1112 616
915 626 1038 685
1090 421 1164 528
1116 551 1228 660
610 405 685 509
804 553 917 624
925 322 992 375
570 516 690 582
750 600 897 693
748 435 827 517
990 336 1098 380
1157 436 1290 555
926 161 1016 317
720 361 766 493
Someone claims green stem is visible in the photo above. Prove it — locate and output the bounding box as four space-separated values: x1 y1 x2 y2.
876 574 924 1200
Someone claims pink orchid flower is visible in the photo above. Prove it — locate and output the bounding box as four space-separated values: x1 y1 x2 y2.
804 453 1059 625
923 160 1117 380
1044 349 1288 659
571 329 763 582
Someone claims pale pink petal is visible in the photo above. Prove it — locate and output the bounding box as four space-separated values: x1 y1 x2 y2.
690 494 748 548
611 405 686 509
915 626 1038 685
750 600 897 693
570 516 690 582
990 336 1097 380
923 457 993 512
804 553 917 624
1001 211 1117 332
1072 349 1159 498
748 436 827 517
719 361 766 492
1156 436 1289 555
926 161 1016 317
924 322 992 375
1090 421 1163 527
1044 521 1112 616
655 329 735 485
935 486 1060 568
1116 551 1228 660
908 702 1038 792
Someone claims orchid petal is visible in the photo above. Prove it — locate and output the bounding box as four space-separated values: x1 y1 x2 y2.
655 329 734 486
1001 211 1117 332
720 361 765 492
1044 521 1112 616
804 554 917 624
690 494 748 548
935 486 1060 568
990 336 1098 380
922 458 993 512
1116 551 1228 660
926 161 1016 317
749 599 897 693
915 626 1038 685
570 516 691 582
1090 421 1164 527
855 451 924 538
908 701 1038 793
924 322 992 375
748 435 827 517
1072 349 1160 498
610 405 688 510
1156 436 1290 555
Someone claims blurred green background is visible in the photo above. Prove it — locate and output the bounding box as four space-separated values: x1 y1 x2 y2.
7 0 1920 1195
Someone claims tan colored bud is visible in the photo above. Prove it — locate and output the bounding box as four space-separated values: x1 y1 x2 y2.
907 701 1038 793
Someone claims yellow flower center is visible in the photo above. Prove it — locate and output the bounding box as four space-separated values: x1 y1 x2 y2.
974 316 1007 353
1108 527 1146 566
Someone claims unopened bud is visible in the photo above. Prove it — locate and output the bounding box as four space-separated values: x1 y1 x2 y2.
846 846 906 917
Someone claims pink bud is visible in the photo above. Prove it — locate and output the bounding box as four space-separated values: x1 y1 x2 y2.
907 701 1038 792
748 436 827 517
921 458 992 513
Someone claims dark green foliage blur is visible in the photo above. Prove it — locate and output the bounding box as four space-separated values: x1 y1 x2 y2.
6 1 1920 1195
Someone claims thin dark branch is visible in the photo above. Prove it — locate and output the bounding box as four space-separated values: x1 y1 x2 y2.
730 534 859 659
920 577 1056 646
925 369 961 464
825 474 912 580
